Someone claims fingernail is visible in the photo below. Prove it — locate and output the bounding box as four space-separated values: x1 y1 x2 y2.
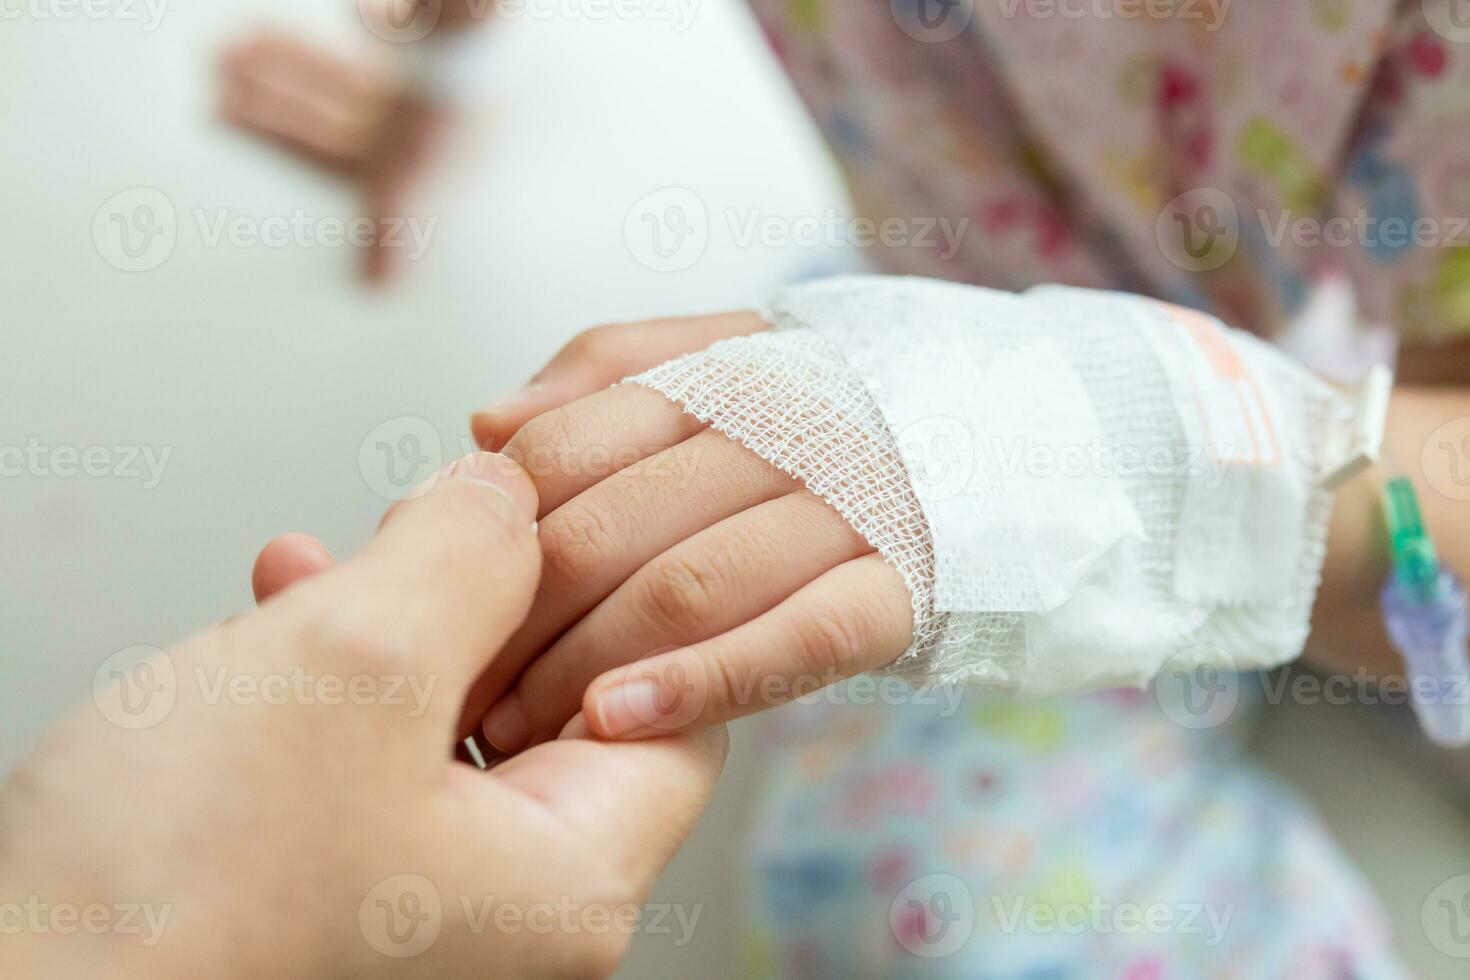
470 731 507 770
446 453 538 522
472 384 544 451
479 382 544 418
590 678 660 739
482 693 530 754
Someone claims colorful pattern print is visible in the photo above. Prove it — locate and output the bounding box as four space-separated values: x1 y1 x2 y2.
740 684 1410 978
729 2 1464 975
748 0 1470 342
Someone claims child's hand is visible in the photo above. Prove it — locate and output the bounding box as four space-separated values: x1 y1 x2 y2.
217 30 448 282
465 314 915 752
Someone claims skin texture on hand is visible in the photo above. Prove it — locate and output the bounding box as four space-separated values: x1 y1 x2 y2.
0 453 726 980
473 383 914 752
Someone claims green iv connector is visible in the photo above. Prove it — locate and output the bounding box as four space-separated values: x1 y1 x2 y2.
1383 476 1441 599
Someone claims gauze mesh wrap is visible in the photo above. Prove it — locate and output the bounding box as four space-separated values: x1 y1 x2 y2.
632 277 1350 697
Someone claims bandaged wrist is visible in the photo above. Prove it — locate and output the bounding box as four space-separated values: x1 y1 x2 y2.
632 276 1355 697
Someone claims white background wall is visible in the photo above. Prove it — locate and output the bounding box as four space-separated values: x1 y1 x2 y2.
2 2 1468 977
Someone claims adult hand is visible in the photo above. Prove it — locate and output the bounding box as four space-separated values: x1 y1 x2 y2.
0 453 727 980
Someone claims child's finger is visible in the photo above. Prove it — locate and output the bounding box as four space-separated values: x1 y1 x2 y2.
458 431 794 742
499 384 707 517
581 554 913 739
251 533 335 604
470 313 767 452
482 491 873 753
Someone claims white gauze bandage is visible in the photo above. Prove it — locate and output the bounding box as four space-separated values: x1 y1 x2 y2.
631 276 1353 697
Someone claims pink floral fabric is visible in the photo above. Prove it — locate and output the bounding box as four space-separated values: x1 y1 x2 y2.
750 0 1470 341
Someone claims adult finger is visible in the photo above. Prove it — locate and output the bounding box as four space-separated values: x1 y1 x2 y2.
470 312 767 452
582 554 913 739
276 453 541 714
487 719 729 896
252 533 335 604
487 491 873 752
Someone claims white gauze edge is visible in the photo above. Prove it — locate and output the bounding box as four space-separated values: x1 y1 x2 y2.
630 276 1351 697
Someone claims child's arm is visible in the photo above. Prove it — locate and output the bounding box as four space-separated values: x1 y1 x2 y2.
465 289 1468 750
1315 373 1470 678
257 292 1469 749
465 288 1470 747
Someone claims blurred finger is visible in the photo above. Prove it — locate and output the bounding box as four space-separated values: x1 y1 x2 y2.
357 102 446 284
219 75 373 169
583 554 912 739
221 30 383 104
471 313 767 452
218 40 381 168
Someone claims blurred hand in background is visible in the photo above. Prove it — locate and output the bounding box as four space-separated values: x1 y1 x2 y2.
217 29 451 282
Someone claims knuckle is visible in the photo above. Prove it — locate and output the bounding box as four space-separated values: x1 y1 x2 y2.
504 405 582 480
539 503 620 590
566 322 633 370
639 552 728 634
792 603 869 683
707 646 754 714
